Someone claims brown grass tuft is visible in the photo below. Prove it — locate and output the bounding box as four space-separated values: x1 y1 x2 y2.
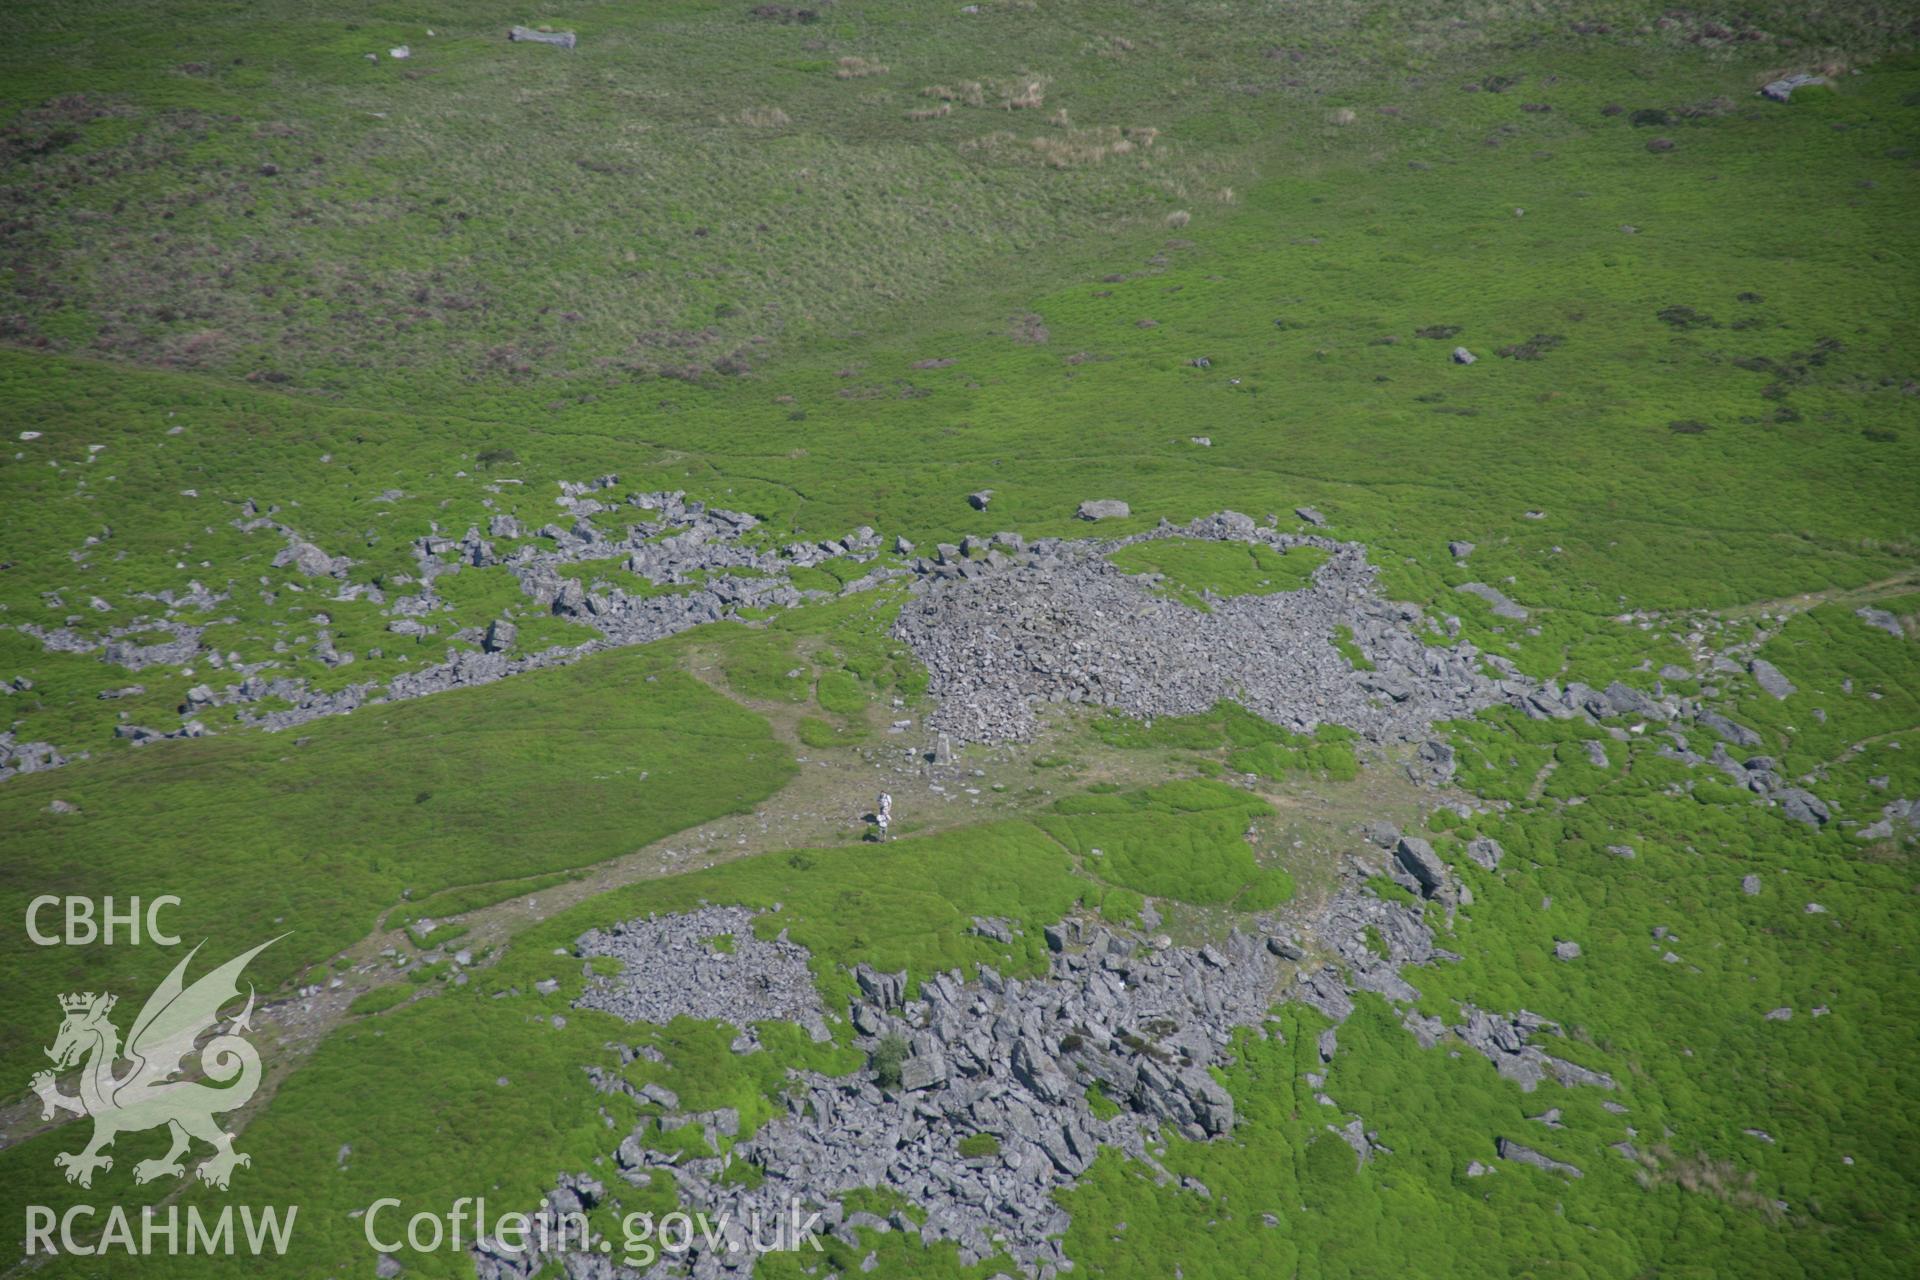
733 106 792 127
1002 78 1047 110
834 56 889 79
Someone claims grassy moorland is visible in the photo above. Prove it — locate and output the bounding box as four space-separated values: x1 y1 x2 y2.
1 1 1917 1277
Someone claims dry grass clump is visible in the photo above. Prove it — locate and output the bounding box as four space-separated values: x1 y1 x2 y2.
1008 313 1050 344
834 56 888 79
906 102 952 121
1023 123 1159 169
1328 107 1357 126
923 81 987 107
959 129 1018 155
1627 1144 1783 1218
733 106 792 127
1001 78 1047 110
920 76 1047 110
1165 209 1190 228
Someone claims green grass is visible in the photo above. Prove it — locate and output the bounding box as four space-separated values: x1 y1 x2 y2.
1040 779 1292 908
0 640 793 1086
1108 539 1328 610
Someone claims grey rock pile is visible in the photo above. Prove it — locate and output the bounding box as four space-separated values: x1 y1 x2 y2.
0 732 74 781
573 906 830 1043
531 915 1277 1278
893 512 1505 745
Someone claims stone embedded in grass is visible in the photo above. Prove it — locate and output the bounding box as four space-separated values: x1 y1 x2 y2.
1395 836 1447 897
1748 657 1795 699
1496 1137 1582 1178
1458 581 1527 620
508 25 577 49
483 618 516 653
967 489 993 510
1855 606 1904 637
1760 73 1827 102
1076 499 1130 521
1451 346 1476 364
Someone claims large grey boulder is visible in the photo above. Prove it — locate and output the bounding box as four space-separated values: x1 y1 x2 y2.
1856 606 1903 638
1759 73 1825 102
509 25 577 48
1697 709 1762 747
1076 500 1130 521
1457 582 1527 620
1395 837 1447 896
1749 658 1795 699
1602 680 1664 721
1496 1137 1583 1178
1775 788 1829 828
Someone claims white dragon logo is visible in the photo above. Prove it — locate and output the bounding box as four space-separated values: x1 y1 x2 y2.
30 937 281 1190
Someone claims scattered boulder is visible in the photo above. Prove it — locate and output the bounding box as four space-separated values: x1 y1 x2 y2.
1295 506 1327 528
1451 347 1477 365
1602 680 1663 721
1741 874 1762 896
1856 606 1904 638
1495 1137 1583 1178
509 25 577 48
1457 582 1527 620
1395 837 1447 897
1749 658 1795 700
967 490 993 511
1697 709 1762 747
1775 788 1829 828
1760 73 1826 102
1077 500 1130 521
1465 837 1503 870
1448 541 1474 560
483 619 517 653
1553 940 1582 961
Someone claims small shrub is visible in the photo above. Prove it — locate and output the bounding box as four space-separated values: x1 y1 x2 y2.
870 1034 909 1088
958 1133 1001 1159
